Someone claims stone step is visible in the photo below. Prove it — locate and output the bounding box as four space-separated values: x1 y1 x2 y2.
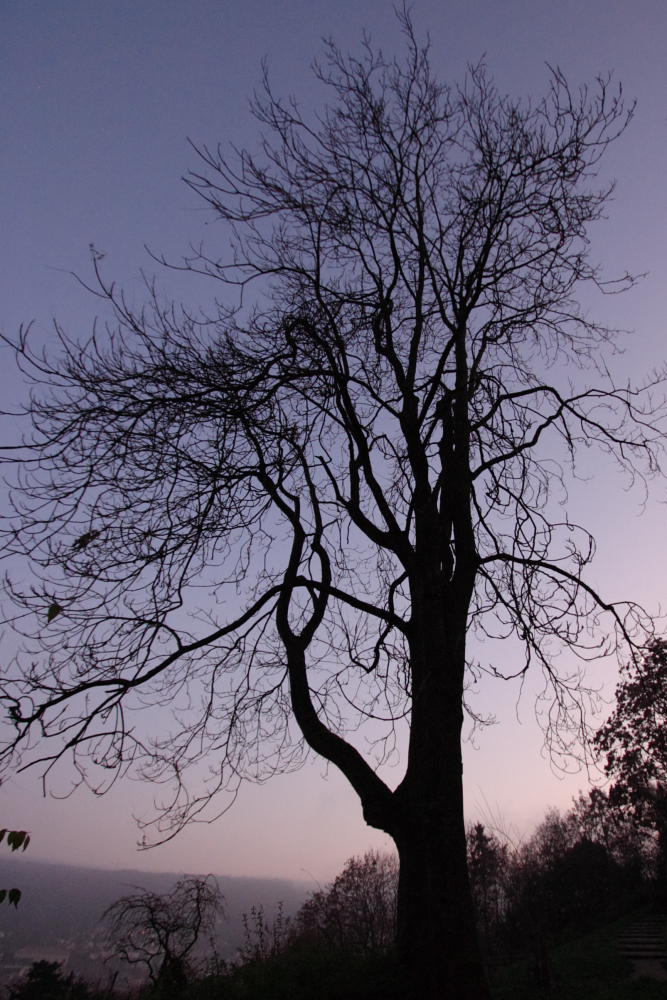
618 935 667 949
621 925 667 931
617 916 667 980
621 924 666 931
619 948 667 958
620 931 666 937
619 937 666 943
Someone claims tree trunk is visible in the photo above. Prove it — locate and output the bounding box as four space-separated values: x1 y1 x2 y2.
391 654 490 1000
392 781 490 1000
384 551 489 999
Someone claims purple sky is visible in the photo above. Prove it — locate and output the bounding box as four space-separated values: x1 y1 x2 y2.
1 0 666 881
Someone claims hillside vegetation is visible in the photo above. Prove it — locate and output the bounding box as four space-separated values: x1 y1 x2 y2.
4 788 667 998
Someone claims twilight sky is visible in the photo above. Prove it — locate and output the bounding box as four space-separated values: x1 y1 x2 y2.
0 0 666 882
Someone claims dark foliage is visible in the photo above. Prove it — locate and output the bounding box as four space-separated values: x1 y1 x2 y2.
6 962 94 1000
463 793 650 993
4 814 649 1000
595 638 667 901
238 902 292 964
467 824 509 962
210 942 405 1000
596 641 667 820
295 850 397 955
174 812 649 998
0 828 30 908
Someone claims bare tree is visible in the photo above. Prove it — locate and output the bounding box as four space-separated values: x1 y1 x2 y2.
296 849 398 955
0 12 663 999
103 876 223 993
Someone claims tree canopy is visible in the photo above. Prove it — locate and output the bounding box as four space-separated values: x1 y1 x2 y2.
297 850 398 955
595 638 667 827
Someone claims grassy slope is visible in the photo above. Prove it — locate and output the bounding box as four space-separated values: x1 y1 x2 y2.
491 910 667 1000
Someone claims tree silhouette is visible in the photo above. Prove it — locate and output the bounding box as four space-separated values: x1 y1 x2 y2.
596 640 667 814
103 876 223 994
467 824 508 961
0 12 663 999
7 961 92 1000
595 638 667 890
296 850 398 955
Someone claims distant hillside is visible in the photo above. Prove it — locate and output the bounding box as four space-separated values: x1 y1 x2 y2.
0 857 309 983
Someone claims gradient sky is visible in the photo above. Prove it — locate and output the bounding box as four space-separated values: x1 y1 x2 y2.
1 0 666 882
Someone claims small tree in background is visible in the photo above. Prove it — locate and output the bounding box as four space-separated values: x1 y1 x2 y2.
296 850 398 956
466 824 508 963
103 876 223 997
568 787 651 886
6 961 92 1000
239 902 292 965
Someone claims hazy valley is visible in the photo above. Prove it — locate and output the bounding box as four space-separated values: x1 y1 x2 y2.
0 857 308 986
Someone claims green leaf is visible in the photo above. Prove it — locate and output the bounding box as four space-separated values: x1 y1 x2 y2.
6 831 28 852
8 889 20 907
47 602 63 623
73 530 99 551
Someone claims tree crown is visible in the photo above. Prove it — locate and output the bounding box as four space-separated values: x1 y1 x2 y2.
0 16 662 837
